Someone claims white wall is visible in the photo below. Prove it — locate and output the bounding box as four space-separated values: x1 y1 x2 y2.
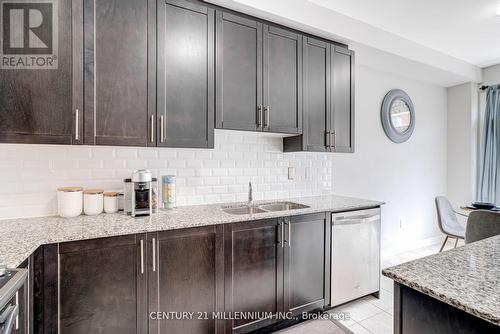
482 64 500 85
0 131 333 219
333 64 448 255
446 83 478 208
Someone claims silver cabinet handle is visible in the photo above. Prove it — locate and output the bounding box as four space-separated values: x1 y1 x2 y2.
281 220 285 248
284 219 291 246
257 105 263 127
263 106 270 129
276 221 283 246
150 115 155 143
332 131 336 150
152 237 156 272
75 109 79 141
1 304 18 334
325 131 330 148
15 291 18 329
140 239 144 274
288 219 291 246
160 115 164 143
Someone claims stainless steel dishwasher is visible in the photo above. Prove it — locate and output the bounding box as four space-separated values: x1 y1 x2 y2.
331 208 381 307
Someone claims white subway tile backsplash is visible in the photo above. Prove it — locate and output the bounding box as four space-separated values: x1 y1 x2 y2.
0 131 334 219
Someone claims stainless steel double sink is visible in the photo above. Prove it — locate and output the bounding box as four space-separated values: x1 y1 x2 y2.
222 202 310 215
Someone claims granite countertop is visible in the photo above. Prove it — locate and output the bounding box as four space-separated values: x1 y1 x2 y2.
383 235 500 326
0 194 383 268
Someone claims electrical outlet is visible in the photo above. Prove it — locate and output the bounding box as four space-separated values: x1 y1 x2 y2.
288 167 295 180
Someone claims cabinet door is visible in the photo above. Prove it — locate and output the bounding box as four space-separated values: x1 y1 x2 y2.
148 226 224 334
215 12 263 131
284 213 330 314
0 0 74 144
302 37 330 152
263 25 302 134
58 235 148 334
83 0 149 146
331 46 354 153
157 0 214 148
224 219 283 334
14 257 31 334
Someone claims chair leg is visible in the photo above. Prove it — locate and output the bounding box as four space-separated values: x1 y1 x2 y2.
439 236 449 252
454 238 458 248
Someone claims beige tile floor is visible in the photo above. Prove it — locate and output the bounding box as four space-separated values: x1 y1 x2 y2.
276 237 464 334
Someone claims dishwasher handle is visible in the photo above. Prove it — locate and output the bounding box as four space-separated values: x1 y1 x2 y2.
0 304 18 334
334 214 380 226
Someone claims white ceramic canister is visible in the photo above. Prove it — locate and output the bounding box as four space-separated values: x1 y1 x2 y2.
103 192 119 214
83 189 104 215
57 187 83 218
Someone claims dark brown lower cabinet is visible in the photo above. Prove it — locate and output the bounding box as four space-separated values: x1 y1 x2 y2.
33 235 148 334
224 214 329 333
14 257 31 334
284 213 330 314
31 215 328 334
224 218 284 334
148 226 224 334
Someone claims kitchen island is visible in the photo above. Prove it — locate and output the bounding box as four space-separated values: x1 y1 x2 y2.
383 235 500 334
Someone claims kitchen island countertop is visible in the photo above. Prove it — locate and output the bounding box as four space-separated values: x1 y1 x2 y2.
383 234 500 326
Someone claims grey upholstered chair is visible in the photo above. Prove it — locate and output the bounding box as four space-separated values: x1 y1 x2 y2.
465 210 500 244
435 196 466 252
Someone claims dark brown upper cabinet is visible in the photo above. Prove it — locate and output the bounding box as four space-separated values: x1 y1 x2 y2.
156 0 215 148
0 0 352 150
0 0 76 145
215 12 263 132
284 37 330 152
148 226 224 334
82 0 150 146
284 213 330 314
284 41 354 153
263 25 302 134
331 46 355 153
216 14 302 135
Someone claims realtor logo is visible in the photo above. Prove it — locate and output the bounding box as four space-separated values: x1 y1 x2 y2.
0 0 58 69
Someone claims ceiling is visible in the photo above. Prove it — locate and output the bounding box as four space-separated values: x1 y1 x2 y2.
308 0 500 67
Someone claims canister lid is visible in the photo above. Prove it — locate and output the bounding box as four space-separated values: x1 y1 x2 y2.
83 189 104 194
57 186 83 192
162 175 176 183
103 191 119 197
